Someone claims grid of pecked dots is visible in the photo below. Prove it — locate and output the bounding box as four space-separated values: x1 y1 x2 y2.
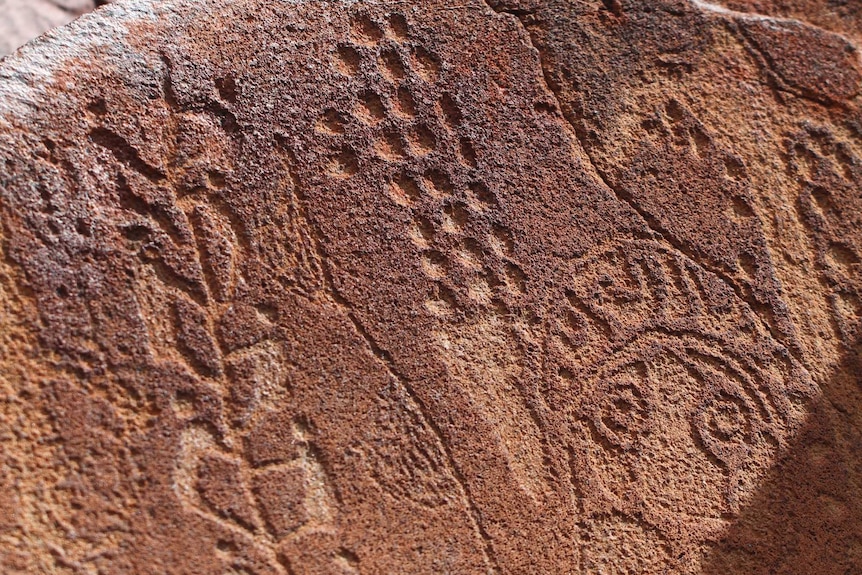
322 11 529 318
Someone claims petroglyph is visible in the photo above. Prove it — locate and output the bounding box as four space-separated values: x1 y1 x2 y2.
522 236 814 549
2 1 861 573
785 124 862 345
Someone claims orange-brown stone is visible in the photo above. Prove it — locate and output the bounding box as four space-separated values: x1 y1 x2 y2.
0 1 861 573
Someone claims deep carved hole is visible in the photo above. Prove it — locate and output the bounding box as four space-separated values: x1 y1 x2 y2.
357 90 386 124
388 13 409 39
439 92 462 130
468 181 497 209
379 48 406 81
665 99 685 123
335 44 361 76
424 168 453 197
409 124 436 156
317 108 347 134
328 147 360 178
87 98 107 116
352 14 384 44
459 137 478 167
443 203 470 231
811 186 831 215
390 172 422 205
412 46 441 81
396 87 417 118
215 75 238 104
731 196 755 219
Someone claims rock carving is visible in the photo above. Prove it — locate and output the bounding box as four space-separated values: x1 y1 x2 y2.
1 1 861 573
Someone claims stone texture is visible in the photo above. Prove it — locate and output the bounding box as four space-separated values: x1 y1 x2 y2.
0 0 106 57
0 0 860 573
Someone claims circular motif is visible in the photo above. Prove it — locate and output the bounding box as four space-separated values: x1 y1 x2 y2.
572 334 788 529
695 390 756 465
589 370 652 452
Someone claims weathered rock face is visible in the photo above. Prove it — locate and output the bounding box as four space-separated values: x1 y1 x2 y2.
0 1 860 573
0 1 108 57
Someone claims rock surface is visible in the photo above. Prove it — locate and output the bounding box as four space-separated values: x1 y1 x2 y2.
0 0 106 57
0 0 861 573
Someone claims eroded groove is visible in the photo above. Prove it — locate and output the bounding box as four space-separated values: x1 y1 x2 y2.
734 24 837 108
90 127 166 183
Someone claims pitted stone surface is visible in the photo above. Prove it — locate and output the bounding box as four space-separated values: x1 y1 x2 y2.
0 1 861 573
0 0 109 57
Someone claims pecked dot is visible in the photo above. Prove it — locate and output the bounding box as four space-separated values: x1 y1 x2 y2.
355 90 387 125
411 46 441 82
334 44 361 76
387 13 410 40
351 14 384 45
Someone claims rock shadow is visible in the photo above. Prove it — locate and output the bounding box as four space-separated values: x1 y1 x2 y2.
703 335 862 573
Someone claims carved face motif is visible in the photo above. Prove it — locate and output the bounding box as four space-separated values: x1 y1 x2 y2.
575 336 784 532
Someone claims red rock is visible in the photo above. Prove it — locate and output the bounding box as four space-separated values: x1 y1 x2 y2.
0 1 860 573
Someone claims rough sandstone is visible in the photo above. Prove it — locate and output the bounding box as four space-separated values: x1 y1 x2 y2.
0 1 109 57
0 0 860 573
